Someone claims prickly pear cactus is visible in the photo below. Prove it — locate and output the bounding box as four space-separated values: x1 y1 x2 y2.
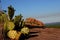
7 30 17 39
3 5 30 40
14 14 23 24
21 27 29 35
4 22 15 31
2 14 9 22
8 5 15 20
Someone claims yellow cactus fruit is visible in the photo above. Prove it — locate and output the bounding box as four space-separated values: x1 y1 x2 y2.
4 22 15 30
21 27 29 34
7 30 17 39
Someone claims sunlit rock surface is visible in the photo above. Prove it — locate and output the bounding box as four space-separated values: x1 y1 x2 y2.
25 17 45 27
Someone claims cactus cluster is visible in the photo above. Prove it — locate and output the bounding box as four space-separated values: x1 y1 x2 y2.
3 5 29 40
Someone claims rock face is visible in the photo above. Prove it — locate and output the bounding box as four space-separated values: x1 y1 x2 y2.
25 18 45 28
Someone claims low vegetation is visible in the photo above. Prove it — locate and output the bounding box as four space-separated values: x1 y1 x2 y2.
46 23 60 28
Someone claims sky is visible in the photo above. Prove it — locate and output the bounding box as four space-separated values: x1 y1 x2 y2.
1 0 60 23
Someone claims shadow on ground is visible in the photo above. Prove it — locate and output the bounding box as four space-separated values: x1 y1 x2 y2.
19 31 40 40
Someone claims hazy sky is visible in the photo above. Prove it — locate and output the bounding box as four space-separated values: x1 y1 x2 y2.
1 0 60 23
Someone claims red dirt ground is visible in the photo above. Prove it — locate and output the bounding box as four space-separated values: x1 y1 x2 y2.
27 28 60 40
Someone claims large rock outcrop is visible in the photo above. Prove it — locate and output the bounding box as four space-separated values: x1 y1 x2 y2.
25 18 45 28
